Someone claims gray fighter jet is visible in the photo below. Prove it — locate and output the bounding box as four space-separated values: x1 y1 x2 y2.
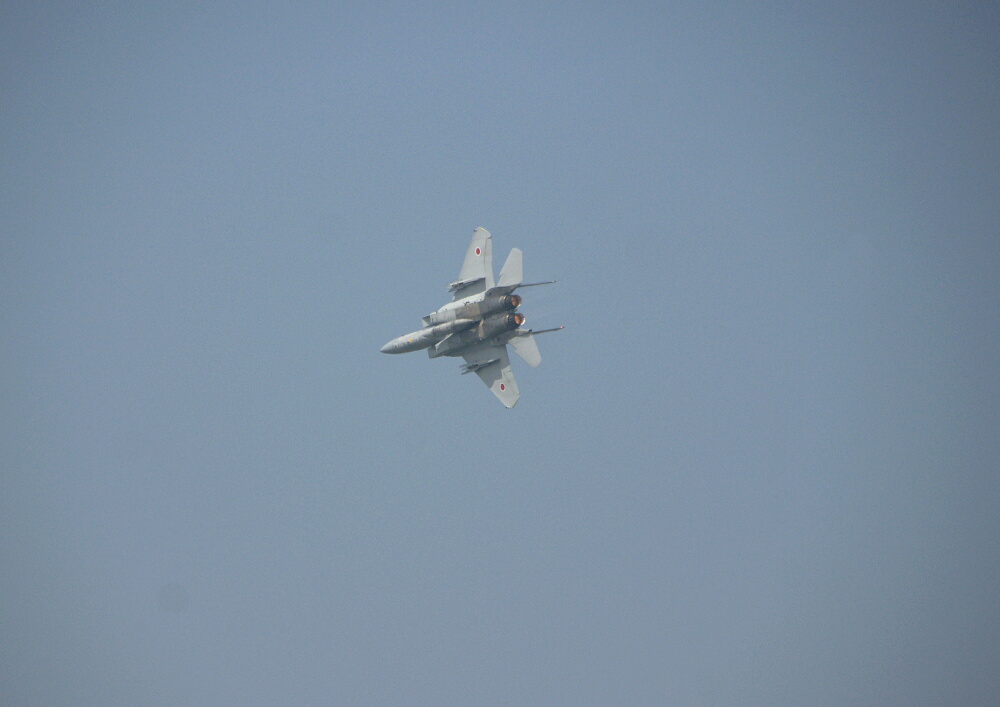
380 227 562 407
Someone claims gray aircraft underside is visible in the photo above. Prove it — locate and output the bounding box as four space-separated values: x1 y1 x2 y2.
380 227 562 408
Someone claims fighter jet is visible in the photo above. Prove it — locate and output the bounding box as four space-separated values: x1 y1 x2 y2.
380 227 562 408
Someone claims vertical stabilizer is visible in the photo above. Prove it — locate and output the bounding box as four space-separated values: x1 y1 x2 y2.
497 248 523 288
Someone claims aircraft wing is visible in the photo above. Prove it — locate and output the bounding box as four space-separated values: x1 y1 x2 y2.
448 227 494 300
461 343 520 408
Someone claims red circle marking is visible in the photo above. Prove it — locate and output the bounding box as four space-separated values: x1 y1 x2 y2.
500 383 505 391
475 247 481 255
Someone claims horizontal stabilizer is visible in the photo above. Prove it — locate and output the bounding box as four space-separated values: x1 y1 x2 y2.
509 332 541 368
516 280 555 289
487 280 557 297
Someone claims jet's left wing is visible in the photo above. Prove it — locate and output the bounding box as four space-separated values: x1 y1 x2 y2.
461 343 520 408
448 227 494 300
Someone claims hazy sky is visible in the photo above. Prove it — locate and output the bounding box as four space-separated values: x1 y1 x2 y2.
2 2 998 705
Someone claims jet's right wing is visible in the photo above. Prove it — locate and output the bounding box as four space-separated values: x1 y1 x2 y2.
461 342 520 408
448 227 494 300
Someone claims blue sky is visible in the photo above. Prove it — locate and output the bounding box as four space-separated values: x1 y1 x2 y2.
2 2 998 705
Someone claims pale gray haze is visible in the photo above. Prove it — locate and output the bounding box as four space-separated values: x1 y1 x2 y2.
2 2 998 705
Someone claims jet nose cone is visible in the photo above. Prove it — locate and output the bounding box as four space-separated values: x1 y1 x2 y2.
380 341 392 353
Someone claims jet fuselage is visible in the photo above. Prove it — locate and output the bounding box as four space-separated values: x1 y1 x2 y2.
428 313 524 358
380 311 525 356
423 292 520 325
379 317 477 354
